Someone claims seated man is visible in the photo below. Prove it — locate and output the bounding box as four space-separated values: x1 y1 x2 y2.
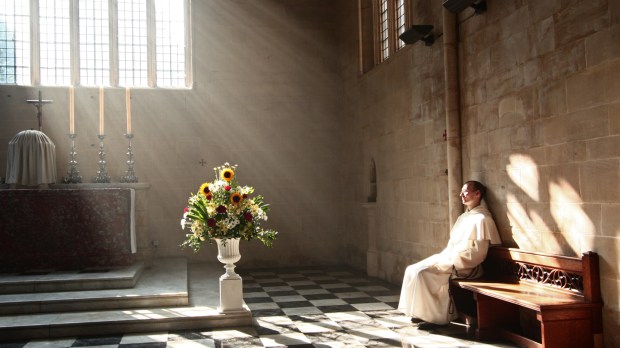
398 180 501 329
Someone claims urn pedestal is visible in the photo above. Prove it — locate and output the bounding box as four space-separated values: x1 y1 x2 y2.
215 238 244 313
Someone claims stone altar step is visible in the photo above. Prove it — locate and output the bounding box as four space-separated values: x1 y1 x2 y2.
0 259 252 341
0 259 187 315
0 262 145 294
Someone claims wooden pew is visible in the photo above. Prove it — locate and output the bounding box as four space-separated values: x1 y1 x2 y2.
450 246 603 348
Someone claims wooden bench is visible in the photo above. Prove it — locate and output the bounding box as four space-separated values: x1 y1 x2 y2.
450 246 603 348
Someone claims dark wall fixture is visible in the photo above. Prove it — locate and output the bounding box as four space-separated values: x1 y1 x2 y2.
399 25 434 46
442 0 486 14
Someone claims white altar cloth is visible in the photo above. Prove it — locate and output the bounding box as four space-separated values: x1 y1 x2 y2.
5 130 57 186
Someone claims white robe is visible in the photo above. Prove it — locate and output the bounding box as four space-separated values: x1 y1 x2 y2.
398 203 501 324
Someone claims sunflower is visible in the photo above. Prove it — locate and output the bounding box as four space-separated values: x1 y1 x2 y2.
230 192 243 204
198 182 211 197
221 168 235 182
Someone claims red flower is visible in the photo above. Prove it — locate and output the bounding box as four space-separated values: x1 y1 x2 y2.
242 194 248 199
183 207 189 213
206 194 212 200
225 185 231 191
216 205 227 214
244 212 253 221
207 218 216 227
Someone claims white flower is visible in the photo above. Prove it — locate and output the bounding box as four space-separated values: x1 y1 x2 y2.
211 180 227 192
241 186 254 195
256 208 267 221
206 203 216 215
221 215 240 230
191 220 204 237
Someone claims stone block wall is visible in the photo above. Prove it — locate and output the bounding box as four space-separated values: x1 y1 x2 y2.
460 2 619 344
340 0 620 345
340 0 450 285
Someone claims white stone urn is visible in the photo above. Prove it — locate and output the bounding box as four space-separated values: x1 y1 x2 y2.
215 238 241 280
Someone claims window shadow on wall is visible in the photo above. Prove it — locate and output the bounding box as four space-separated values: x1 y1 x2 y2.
499 153 596 257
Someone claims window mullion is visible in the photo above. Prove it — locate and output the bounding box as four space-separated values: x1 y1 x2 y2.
388 0 396 57
70 0 79 85
109 0 118 86
184 0 192 87
146 0 156 87
406 0 412 28
371 0 378 65
30 0 40 85
357 0 363 74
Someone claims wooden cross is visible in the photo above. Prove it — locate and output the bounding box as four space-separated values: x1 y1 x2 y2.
26 90 53 131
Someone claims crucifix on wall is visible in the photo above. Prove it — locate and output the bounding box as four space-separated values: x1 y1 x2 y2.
26 90 53 131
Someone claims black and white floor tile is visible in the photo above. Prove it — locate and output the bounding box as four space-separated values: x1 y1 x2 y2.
0 267 516 347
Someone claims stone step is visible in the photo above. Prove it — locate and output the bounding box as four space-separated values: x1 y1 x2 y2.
0 259 187 315
0 262 145 294
0 303 252 341
0 259 252 341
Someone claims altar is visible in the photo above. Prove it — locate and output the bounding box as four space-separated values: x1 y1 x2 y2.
0 188 136 273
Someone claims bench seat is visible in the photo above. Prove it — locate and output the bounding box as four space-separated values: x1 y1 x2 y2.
450 247 603 348
453 279 587 310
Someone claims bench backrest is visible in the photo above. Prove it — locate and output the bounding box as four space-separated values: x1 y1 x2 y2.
482 246 602 304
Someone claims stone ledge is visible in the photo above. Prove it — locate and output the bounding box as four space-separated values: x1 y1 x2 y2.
50 182 151 190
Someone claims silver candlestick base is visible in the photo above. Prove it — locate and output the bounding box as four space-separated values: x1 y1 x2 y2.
120 133 138 183
93 134 111 183
63 133 82 183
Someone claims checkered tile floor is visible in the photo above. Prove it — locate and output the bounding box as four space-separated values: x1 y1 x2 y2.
1 267 517 347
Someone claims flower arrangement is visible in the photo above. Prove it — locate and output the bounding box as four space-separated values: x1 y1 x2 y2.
181 163 277 251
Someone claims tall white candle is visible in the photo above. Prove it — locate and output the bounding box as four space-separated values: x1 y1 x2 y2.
126 87 132 134
99 86 104 135
69 86 75 134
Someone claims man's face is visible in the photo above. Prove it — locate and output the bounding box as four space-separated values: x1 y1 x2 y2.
460 183 480 208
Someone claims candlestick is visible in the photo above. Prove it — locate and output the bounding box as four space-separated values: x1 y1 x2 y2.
120 133 138 183
99 86 104 135
93 134 111 183
69 86 75 134
126 87 132 134
63 133 82 183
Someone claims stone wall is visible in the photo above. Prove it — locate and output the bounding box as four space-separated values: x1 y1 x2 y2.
340 0 620 345
340 0 450 284
460 2 619 345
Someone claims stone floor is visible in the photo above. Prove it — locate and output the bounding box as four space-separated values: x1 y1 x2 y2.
0 265 519 347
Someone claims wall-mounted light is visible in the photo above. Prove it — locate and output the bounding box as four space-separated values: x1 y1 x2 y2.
442 0 486 14
399 25 434 46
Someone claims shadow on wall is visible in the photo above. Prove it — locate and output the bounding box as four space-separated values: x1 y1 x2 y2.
501 153 596 257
